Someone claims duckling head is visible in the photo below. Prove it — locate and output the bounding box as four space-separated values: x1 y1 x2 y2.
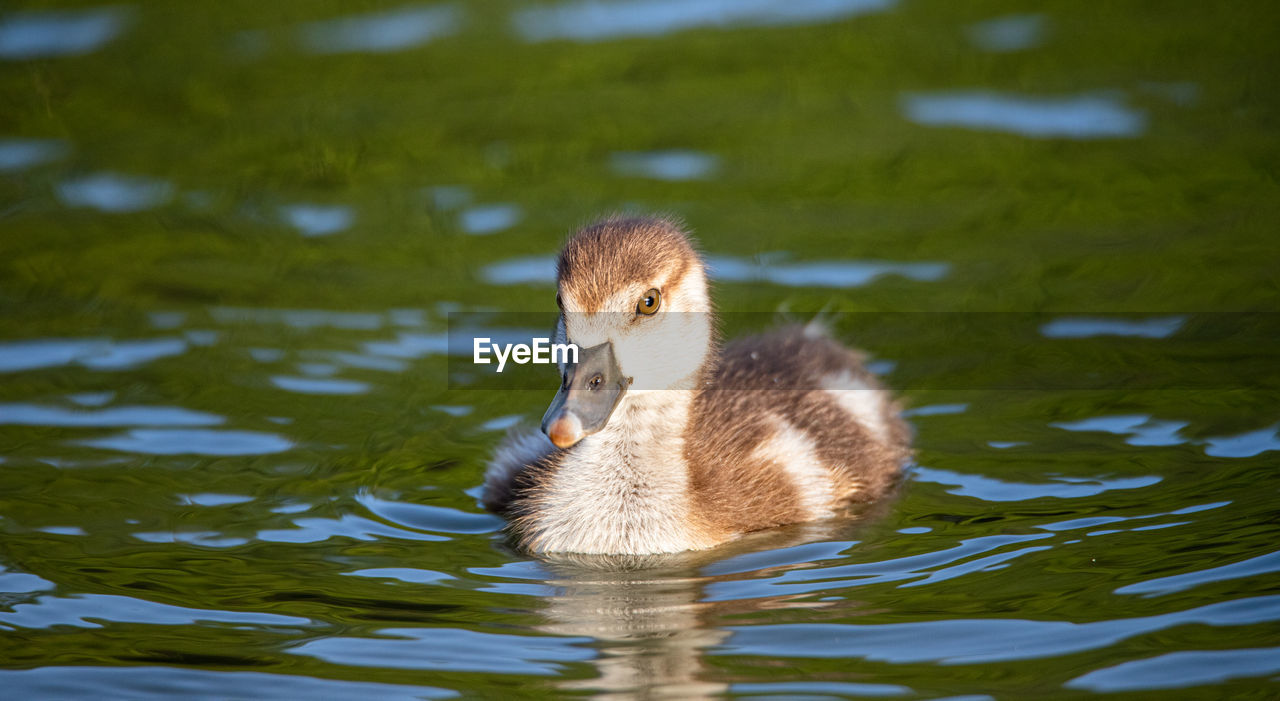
541 216 715 449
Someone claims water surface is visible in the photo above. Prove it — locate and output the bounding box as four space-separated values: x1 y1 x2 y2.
1 0 1277 698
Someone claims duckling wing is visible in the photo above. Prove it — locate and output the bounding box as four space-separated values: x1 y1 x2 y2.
685 325 909 531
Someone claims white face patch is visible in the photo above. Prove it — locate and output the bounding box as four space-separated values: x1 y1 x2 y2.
559 266 713 392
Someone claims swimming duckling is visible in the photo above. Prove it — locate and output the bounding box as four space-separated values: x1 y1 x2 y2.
483 216 910 555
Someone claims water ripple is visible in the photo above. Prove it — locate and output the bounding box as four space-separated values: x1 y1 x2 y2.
965 14 1047 53
733 681 914 697
482 253 949 288
271 375 370 395
1204 424 1280 458
1052 414 1188 447
0 567 56 594
706 255 949 288
76 428 293 456
1041 315 1185 339
704 534 1052 600
1 593 309 630
133 531 248 547
279 203 354 237
210 307 385 330
514 0 895 42
610 150 719 180
0 668 455 701
179 493 254 507
481 255 557 285
459 203 522 235
1116 549 1280 598
1066 646 1280 691
0 138 68 171
293 626 595 673
720 595 1280 664
0 337 188 373
297 4 461 55
362 332 449 359
344 568 452 585
357 492 504 535
256 514 448 544
902 403 968 418
902 91 1146 139
56 172 174 213
0 7 130 59
0 403 223 428
913 466 1160 501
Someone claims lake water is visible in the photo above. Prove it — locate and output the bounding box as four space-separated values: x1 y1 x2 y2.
2 1 1278 698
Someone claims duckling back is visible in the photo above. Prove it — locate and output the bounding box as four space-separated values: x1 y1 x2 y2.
684 324 910 535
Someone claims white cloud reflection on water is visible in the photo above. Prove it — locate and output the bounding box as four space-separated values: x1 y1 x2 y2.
481 254 948 288
0 139 68 172
912 465 1160 501
459 203 522 235
965 14 1047 53
279 204 355 237
1066 646 1280 692
706 255 949 287
514 0 894 42
297 4 461 54
720 595 1280 664
76 428 293 456
0 404 223 428
56 173 174 213
610 150 719 181
1 592 307 629
1053 414 1280 458
902 91 1146 139
0 668 455 700
1041 316 1185 339
480 256 559 286
209 307 384 331
1052 414 1189 447
270 375 371 395
1204 425 1280 458
0 338 188 373
0 7 131 59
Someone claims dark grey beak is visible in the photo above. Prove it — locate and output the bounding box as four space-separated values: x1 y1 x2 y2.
541 341 629 448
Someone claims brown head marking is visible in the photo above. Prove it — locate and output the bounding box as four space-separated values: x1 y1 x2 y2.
556 216 698 313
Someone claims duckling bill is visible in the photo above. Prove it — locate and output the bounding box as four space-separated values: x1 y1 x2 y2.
541 340 629 448
483 216 911 555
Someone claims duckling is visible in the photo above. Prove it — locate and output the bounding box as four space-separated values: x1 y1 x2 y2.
483 216 910 555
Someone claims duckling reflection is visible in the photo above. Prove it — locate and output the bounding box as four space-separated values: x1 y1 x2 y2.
532 518 883 699
485 216 911 555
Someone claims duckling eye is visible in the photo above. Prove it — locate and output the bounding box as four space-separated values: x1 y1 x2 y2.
637 288 661 316
587 374 603 390
555 293 562 309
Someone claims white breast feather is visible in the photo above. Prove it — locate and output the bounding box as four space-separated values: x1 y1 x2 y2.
523 394 710 554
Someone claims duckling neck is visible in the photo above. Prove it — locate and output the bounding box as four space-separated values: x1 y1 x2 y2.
533 386 712 554
579 354 718 484
591 388 694 475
